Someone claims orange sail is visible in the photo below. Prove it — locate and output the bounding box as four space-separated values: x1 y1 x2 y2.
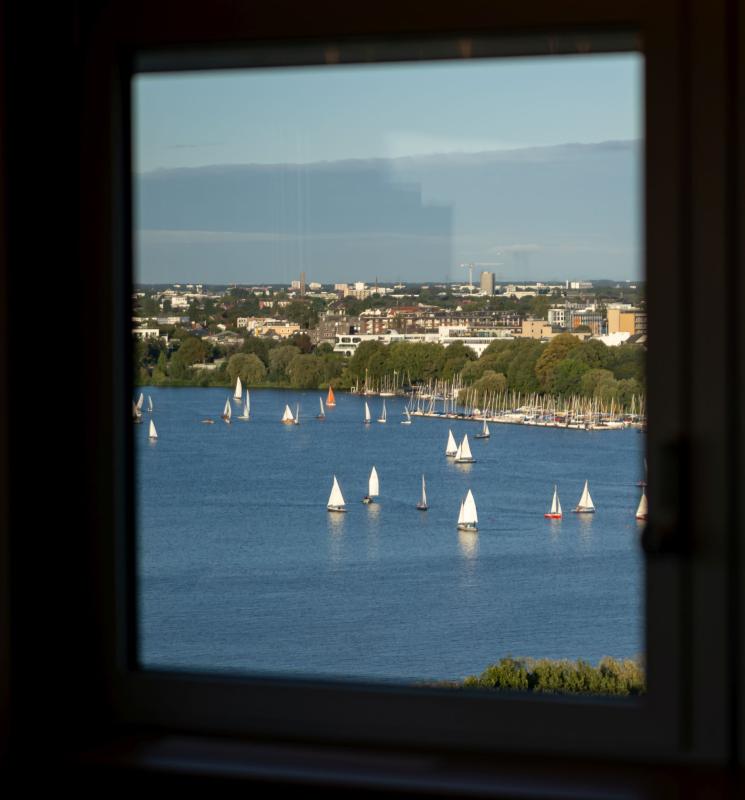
326 386 336 407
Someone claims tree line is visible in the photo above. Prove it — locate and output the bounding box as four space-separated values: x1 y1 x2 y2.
434 655 645 696
134 330 645 406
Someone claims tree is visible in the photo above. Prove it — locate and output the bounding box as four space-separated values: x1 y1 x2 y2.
290 332 314 353
581 368 616 397
173 335 206 366
227 353 267 385
534 333 582 390
268 344 301 382
240 335 275 367
287 354 324 389
459 370 508 406
552 359 589 397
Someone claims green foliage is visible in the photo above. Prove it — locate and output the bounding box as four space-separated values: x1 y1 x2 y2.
268 345 301 382
458 370 508 407
462 656 645 696
534 333 582 390
287 354 324 389
172 335 206 366
240 335 276 367
227 353 267 386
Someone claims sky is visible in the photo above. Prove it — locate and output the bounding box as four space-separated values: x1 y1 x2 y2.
134 53 643 283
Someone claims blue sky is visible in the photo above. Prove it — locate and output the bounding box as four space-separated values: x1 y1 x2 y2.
134 54 641 171
134 54 643 283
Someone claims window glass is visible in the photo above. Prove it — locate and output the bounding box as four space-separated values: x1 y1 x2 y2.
133 51 646 694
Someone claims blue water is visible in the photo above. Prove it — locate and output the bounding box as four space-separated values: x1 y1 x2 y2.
137 387 645 683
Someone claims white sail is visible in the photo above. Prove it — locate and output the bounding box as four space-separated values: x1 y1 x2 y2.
136 392 144 410
577 480 594 510
223 397 232 419
378 400 387 422
364 401 371 422
368 466 379 497
446 430 457 456
234 376 242 400
319 397 325 416
481 418 489 436
457 500 465 525
246 390 251 418
238 399 249 420
132 400 141 419
147 395 153 413
636 489 648 519
457 434 473 461
281 404 294 422
328 475 345 508
148 420 157 439
295 403 300 424
420 475 427 507
462 489 478 525
454 442 462 460
550 485 561 515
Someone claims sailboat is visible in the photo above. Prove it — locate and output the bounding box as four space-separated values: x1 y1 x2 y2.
573 480 596 513
317 397 325 419
147 395 153 413
233 376 242 401
635 488 648 520
457 489 478 531
362 466 379 504
294 403 300 425
221 396 232 424
326 386 336 407
401 407 412 425
445 429 458 457
474 416 490 439
363 401 371 424
544 485 562 519
416 474 428 511
281 404 295 424
148 419 158 440
637 458 648 487
327 475 346 512
378 400 387 423
237 396 250 420
454 433 474 463
136 392 144 412
132 400 143 423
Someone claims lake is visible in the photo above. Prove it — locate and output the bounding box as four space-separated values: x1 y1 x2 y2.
136 386 645 683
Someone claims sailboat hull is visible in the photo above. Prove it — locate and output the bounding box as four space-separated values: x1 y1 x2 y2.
544 513 562 519
474 434 490 439
416 504 428 511
572 507 595 513
327 506 346 513
361 497 373 505
457 523 477 531
455 457 475 463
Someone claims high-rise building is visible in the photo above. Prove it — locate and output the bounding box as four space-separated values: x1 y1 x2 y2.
300 271 306 296
479 271 495 295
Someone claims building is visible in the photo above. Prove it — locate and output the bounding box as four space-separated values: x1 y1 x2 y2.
569 310 606 336
479 271 495 295
519 319 553 339
132 327 160 340
547 307 567 327
607 307 648 336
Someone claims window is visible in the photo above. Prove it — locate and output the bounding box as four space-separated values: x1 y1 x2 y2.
2 0 740 787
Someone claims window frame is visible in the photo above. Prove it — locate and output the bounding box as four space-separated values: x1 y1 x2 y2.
70 0 736 767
